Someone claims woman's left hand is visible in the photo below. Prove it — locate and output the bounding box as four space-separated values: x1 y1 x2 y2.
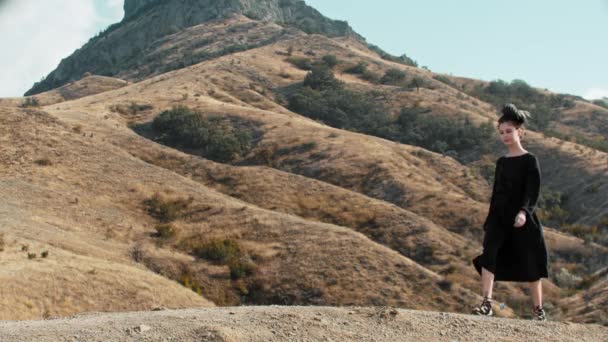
513 211 526 228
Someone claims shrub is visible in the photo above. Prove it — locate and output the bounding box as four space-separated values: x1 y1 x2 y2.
285 70 493 162
195 239 241 263
150 106 256 163
432 75 455 86
256 144 277 166
344 62 367 74
321 54 339 68
155 223 176 239
380 68 406 85
592 99 608 109
286 57 313 70
437 279 453 291
34 158 52 166
110 102 153 116
41 251 49 258
143 193 192 223
367 44 418 67
180 267 204 295
462 78 580 133
303 64 342 90
229 259 256 280
288 81 391 134
20 97 40 108
361 69 381 83
130 244 144 262
552 267 582 288
28 253 37 259
392 107 494 160
0 233 4 252
409 76 425 91
562 223 598 240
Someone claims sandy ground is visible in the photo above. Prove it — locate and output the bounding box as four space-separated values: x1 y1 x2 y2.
0 305 606 342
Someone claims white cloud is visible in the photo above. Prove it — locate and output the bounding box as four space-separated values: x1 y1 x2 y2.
0 0 122 97
583 88 608 100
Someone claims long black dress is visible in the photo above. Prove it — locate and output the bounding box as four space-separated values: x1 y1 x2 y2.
472 152 549 282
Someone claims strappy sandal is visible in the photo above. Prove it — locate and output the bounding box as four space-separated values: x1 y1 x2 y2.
532 305 547 321
472 296 493 316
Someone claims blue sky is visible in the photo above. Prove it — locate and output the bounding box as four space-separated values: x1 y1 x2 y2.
1 0 606 99
305 0 608 99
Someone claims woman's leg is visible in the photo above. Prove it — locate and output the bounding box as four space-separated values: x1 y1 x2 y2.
529 279 546 320
472 267 495 315
529 279 542 307
481 267 495 298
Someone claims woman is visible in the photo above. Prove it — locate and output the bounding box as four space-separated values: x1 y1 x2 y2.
472 103 550 321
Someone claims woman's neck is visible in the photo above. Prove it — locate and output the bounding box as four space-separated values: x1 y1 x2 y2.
506 144 527 157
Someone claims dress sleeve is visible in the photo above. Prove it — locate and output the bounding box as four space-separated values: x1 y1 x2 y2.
483 158 501 230
520 155 541 216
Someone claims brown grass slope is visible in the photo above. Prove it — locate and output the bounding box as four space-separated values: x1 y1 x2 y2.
0 106 481 319
561 267 608 326
0 76 128 109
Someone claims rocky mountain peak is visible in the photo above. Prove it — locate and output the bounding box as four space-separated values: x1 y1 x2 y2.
25 0 363 95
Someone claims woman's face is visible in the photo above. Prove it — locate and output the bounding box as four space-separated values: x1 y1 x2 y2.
498 121 522 146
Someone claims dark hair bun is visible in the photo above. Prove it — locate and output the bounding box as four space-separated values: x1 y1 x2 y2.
499 103 531 125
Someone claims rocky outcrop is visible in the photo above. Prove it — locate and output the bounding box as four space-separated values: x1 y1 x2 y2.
25 0 363 95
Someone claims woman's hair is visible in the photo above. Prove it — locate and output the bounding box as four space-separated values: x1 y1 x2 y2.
498 103 531 127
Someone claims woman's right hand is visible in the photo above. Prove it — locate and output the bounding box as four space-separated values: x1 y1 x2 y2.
513 211 526 228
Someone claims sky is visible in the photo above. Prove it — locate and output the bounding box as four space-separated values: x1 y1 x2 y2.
0 0 606 99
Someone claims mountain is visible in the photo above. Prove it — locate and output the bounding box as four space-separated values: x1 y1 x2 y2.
3 0 607 327
24 0 365 96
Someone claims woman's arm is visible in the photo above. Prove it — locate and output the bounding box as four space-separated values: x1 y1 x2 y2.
520 155 541 216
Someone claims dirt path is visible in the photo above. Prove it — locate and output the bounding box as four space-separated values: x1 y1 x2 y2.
1 306 606 341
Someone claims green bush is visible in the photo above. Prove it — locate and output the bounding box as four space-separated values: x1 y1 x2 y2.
229 259 256 280
321 54 339 68
288 68 391 134
463 78 582 133
195 239 241 263
110 102 153 116
391 107 494 159
367 44 418 67
380 68 406 85
361 69 381 83
409 76 425 91
344 62 367 74
433 75 456 87
286 57 313 70
286 68 494 162
151 106 255 163
303 64 342 90
143 193 192 223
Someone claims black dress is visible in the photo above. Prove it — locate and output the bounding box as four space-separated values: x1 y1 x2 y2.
472 152 549 282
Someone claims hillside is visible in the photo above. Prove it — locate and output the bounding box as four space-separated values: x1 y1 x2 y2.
2 0 607 329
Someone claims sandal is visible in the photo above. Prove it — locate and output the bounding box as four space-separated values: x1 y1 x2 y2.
472 296 493 316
